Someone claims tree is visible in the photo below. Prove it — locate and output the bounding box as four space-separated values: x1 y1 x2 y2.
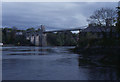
47 33 58 46
10 27 17 43
64 31 77 46
116 6 120 32
26 28 35 33
87 8 117 27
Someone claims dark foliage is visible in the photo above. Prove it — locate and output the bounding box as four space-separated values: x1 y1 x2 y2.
2 27 31 46
47 31 77 46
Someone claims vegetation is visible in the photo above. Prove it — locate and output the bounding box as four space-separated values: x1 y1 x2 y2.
87 7 117 27
76 7 119 49
47 31 77 46
2 27 78 46
73 7 120 68
2 27 32 46
116 6 120 32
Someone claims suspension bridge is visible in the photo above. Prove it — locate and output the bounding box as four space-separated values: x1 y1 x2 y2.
25 25 87 46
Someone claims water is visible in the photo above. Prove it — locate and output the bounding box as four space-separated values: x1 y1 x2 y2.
2 46 120 80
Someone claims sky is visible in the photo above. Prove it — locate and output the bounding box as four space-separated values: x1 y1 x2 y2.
2 2 118 30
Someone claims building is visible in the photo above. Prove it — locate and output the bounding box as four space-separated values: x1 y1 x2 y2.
80 26 118 38
16 30 24 35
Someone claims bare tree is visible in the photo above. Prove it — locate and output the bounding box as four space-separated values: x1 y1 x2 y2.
87 8 117 27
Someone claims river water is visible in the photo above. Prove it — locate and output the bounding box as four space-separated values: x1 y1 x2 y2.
2 46 120 80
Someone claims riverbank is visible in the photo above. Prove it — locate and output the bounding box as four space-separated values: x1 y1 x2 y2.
74 46 120 54
71 46 120 68
2 44 34 47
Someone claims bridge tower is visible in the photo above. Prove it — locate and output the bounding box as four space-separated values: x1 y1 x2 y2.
39 25 47 47
26 25 47 46
34 25 47 46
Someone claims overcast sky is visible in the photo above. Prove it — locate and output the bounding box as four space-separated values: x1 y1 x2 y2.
2 2 117 30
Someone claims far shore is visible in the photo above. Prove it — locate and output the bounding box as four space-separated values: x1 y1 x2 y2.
2 44 32 47
2 44 76 47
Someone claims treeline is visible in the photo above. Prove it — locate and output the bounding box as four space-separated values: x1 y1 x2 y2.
2 27 31 46
76 7 120 49
2 27 78 46
47 31 78 46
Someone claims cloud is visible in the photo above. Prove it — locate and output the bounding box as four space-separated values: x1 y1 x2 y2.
2 2 117 30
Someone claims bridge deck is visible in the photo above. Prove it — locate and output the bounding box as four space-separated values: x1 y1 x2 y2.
44 28 83 33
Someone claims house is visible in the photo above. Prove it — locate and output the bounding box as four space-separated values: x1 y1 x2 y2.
16 30 24 36
80 26 118 38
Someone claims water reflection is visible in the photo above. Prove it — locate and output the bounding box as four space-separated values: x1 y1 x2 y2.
29 47 47 55
77 54 120 80
2 46 53 55
115 67 120 80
